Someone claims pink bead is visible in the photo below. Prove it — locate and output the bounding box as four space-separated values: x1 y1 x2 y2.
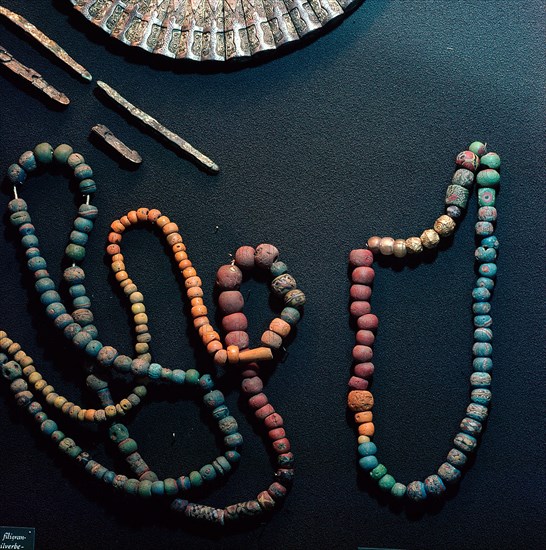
357 314 379 330
349 249 374 267
248 393 268 409
218 291 244 313
241 376 263 395
234 246 255 269
241 367 259 378
222 312 248 332
254 244 279 269
350 284 372 301
256 404 275 420
216 264 243 290
348 376 369 390
352 266 375 284
224 330 249 349
272 438 291 453
264 413 284 429
354 362 375 378
268 427 286 441
352 345 373 362
350 301 371 317
356 330 375 345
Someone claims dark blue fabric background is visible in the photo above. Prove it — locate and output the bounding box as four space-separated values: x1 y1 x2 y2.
0 1 544 549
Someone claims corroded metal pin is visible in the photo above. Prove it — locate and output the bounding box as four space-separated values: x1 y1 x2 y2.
91 124 142 164
0 6 92 81
0 45 70 105
96 80 219 173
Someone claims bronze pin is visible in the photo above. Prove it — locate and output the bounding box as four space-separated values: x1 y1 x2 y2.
91 124 142 165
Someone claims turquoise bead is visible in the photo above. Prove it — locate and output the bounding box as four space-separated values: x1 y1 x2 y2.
26 247 40 259
53 144 73 163
171 369 186 384
63 323 81 339
219 416 238 435
472 302 491 315
200 464 217 482
454 433 478 453
476 169 500 187
40 290 61 305
189 470 203 488
466 403 489 422
424 475 446 496
74 164 93 180
477 276 495 289
19 223 35 236
447 448 467 467
148 363 162 379
475 246 496 262
473 357 493 372
438 462 461 484
203 390 225 408
370 464 387 480
1 361 22 381
74 217 94 233
479 263 497 278
18 151 37 171
445 184 470 208
471 388 492 406
137 480 153 498
358 455 378 471
378 474 396 491
281 306 301 325
70 230 88 246
151 481 165 496
270 261 288 276
72 331 92 348
65 244 86 261
474 315 492 328
406 481 427 501
7 163 26 184
69 284 86 298
85 340 103 357
46 302 66 319
480 152 501 169
103 471 116 484
470 372 491 388
124 479 139 495
473 342 492 356
199 374 214 391
79 179 96 194
54 314 73 330
79 203 98 220
224 433 243 448
358 442 377 456
390 482 407 498
64 266 85 283
113 355 132 373
475 222 494 236
225 450 241 463
34 143 54 164
212 405 229 420
478 188 495 207
213 456 232 475
109 423 129 442
21 235 39 248
185 369 200 385
468 141 487 156
481 236 499 249
27 256 47 271
10 211 31 226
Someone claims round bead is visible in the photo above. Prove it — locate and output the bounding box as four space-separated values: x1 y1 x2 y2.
406 481 427 501
53 144 73 163
438 462 461 484
270 261 288 276
391 483 407 498
405 237 423 254
378 237 395 256
7 164 26 184
358 442 377 456
284 289 305 307
446 205 462 218
280 307 301 325
357 314 378 331
79 204 98 220
370 464 387 480
347 390 374 412
479 263 497 277
455 150 479 171
271 274 297 296
225 331 249 349
433 215 456 237
74 164 93 180
424 475 445 496
349 249 374 267
352 267 375 285
216 265 242 289
378 474 396 491
19 151 37 171
392 239 407 258
367 236 381 253
254 244 279 268
222 313 248 332
34 143 54 164
358 455 378 471
234 246 255 269
447 448 467 467
480 152 500 169
217 291 244 314
67 153 85 168
65 244 85 261
420 229 440 249
476 169 500 187
354 362 374 378
468 141 487 156
475 222 494 236
8 199 28 213
451 168 474 187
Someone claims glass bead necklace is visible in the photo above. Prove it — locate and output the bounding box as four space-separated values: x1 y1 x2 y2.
347 141 500 500
0 142 305 524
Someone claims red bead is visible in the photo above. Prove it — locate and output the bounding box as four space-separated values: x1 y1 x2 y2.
264 413 283 429
216 265 243 289
248 393 268 409
255 404 275 420
357 314 379 330
354 362 375 378
355 330 375 345
268 427 286 441
254 243 279 268
352 266 375 284
241 376 263 395
349 249 373 267
272 438 291 453
350 301 371 317
352 345 373 362
222 313 248 332
349 376 369 390
350 284 372 301
225 330 249 349
218 291 244 314
234 246 255 269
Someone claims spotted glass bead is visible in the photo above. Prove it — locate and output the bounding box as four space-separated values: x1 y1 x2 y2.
456 150 480 171
477 276 495 289
79 179 97 194
424 475 445 496
480 152 501 169
478 206 497 222
454 433 478 453
466 403 489 422
479 263 497 278
478 188 496 207
447 448 467 467
445 184 470 208
475 246 496 262
460 417 482 436
446 205 462 218
475 222 494 236
406 481 427 501
472 286 490 301
438 462 461 484
482 236 499 250
473 302 491 315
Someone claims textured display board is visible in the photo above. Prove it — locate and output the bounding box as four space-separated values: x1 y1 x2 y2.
0 0 544 549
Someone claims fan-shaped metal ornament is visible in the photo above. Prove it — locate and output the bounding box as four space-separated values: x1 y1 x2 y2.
70 0 359 61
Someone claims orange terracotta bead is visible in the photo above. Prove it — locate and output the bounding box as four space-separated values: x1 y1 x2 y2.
347 390 374 412
191 297 204 307
156 215 170 228
137 207 149 221
84 409 96 422
193 316 210 329
127 211 138 224
148 209 161 222
115 271 128 282
227 345 240 364
111 261 125 273
261 330 282 349
111 220 125 233
198 324 214 337
174 251 188 262
182 267 197 279
166 233 183 246
120 215 131 227
202 331 220 345
354 411 373 423
107 244 120 255
162 222 178 235
187 287 203 299
178 259 192 270
206 340 223 354
108 232 122 244
269 318 291 338
185 276 202 288
191 305 208 318
111 253 124 263
172 242 186 253
214 349 228 365
358 422 375 436
238 347 274 362
120 278 133 288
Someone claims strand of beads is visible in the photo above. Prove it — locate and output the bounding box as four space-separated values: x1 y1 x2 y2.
347 142 500 501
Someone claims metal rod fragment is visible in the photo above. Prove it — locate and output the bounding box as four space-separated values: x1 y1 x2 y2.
91 124 142 165
0 6 92 81
0 45 70 105
96 80 219 173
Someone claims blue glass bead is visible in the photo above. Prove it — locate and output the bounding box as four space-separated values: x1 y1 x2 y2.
85 340 103 357
460 417 482 436
148 363 162 379
471 372 491 388
67 445 83 460
26 247 41 259
474 315 492 328
472 302 491 315
466 403 489 422
185 369 200 385
73 296 91 309
199 374 214 391
69 284 86 298
189 471 203 488
481 236 499 249
473 342 492 357
424 475 446 496
7 163 26 184
34 143 54 164
19 223 35 236
212 405 229 420
54 314 73 330
454 433 478 453
18 151 37 171
10 211 31 226
447 448 467 467
40 290 61 305
472 286 491 301
200 464 217 482
477 276 495 290
73 217 94 233
74 163 93 180
471 388 492 406
475 222 494 236
438 462 461 484
70 230 88 246
358 455 378 471
225 450 241 463
21 235 39 248
370 464 387 480
175 477 190 492
65 244 86 261
281 306 301 325
40 419 58 436
479 263 497 278
478 188 496 207
224 433 243 448
171 369 186 384
378 474 396 491
79 203 98 220
46 302 66 319
391 482 407 498
475 246 497 262
270 261 288 277
53 144 73 164
73 331 92 348
63 323 81 340
406 481 427 501
84 324 98 338
79 179 97 194
473 357 493 372
35 278 55 293
358 442 377 456
478 206 497 222
26 255 46 271
203 390 225 408
219 416 238 435
151 481 165 496
103 471 116 485
480 152 501 169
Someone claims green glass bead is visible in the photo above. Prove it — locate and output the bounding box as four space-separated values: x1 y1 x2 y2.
18 151 37 172
200 464 217 482
70 230 89 246
151 481 165 496
478 188 496 207
34 143 53 164
378 474 396 491
445 184 470 209
480 152 501 169
118 438 138 455
79 179 97 194
148 363 162 379
391 482 407 498
53 144 73 164
85 340 103 357
138 480 153 498
476 169 500 187
2 360 22 381
124 479 139 495
109 423 129 443
270 261 288 277
74 217 93 233
281 307 301 325
74 164 93 180
370 464 387 480
189 470 203 488
8 198 28 212
67 153 85 168
65 244 86 261
79 203 98 220
7 164 26 184
172 369 185 384
468 141 487 156
185 369 200 385
10 211 31 226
